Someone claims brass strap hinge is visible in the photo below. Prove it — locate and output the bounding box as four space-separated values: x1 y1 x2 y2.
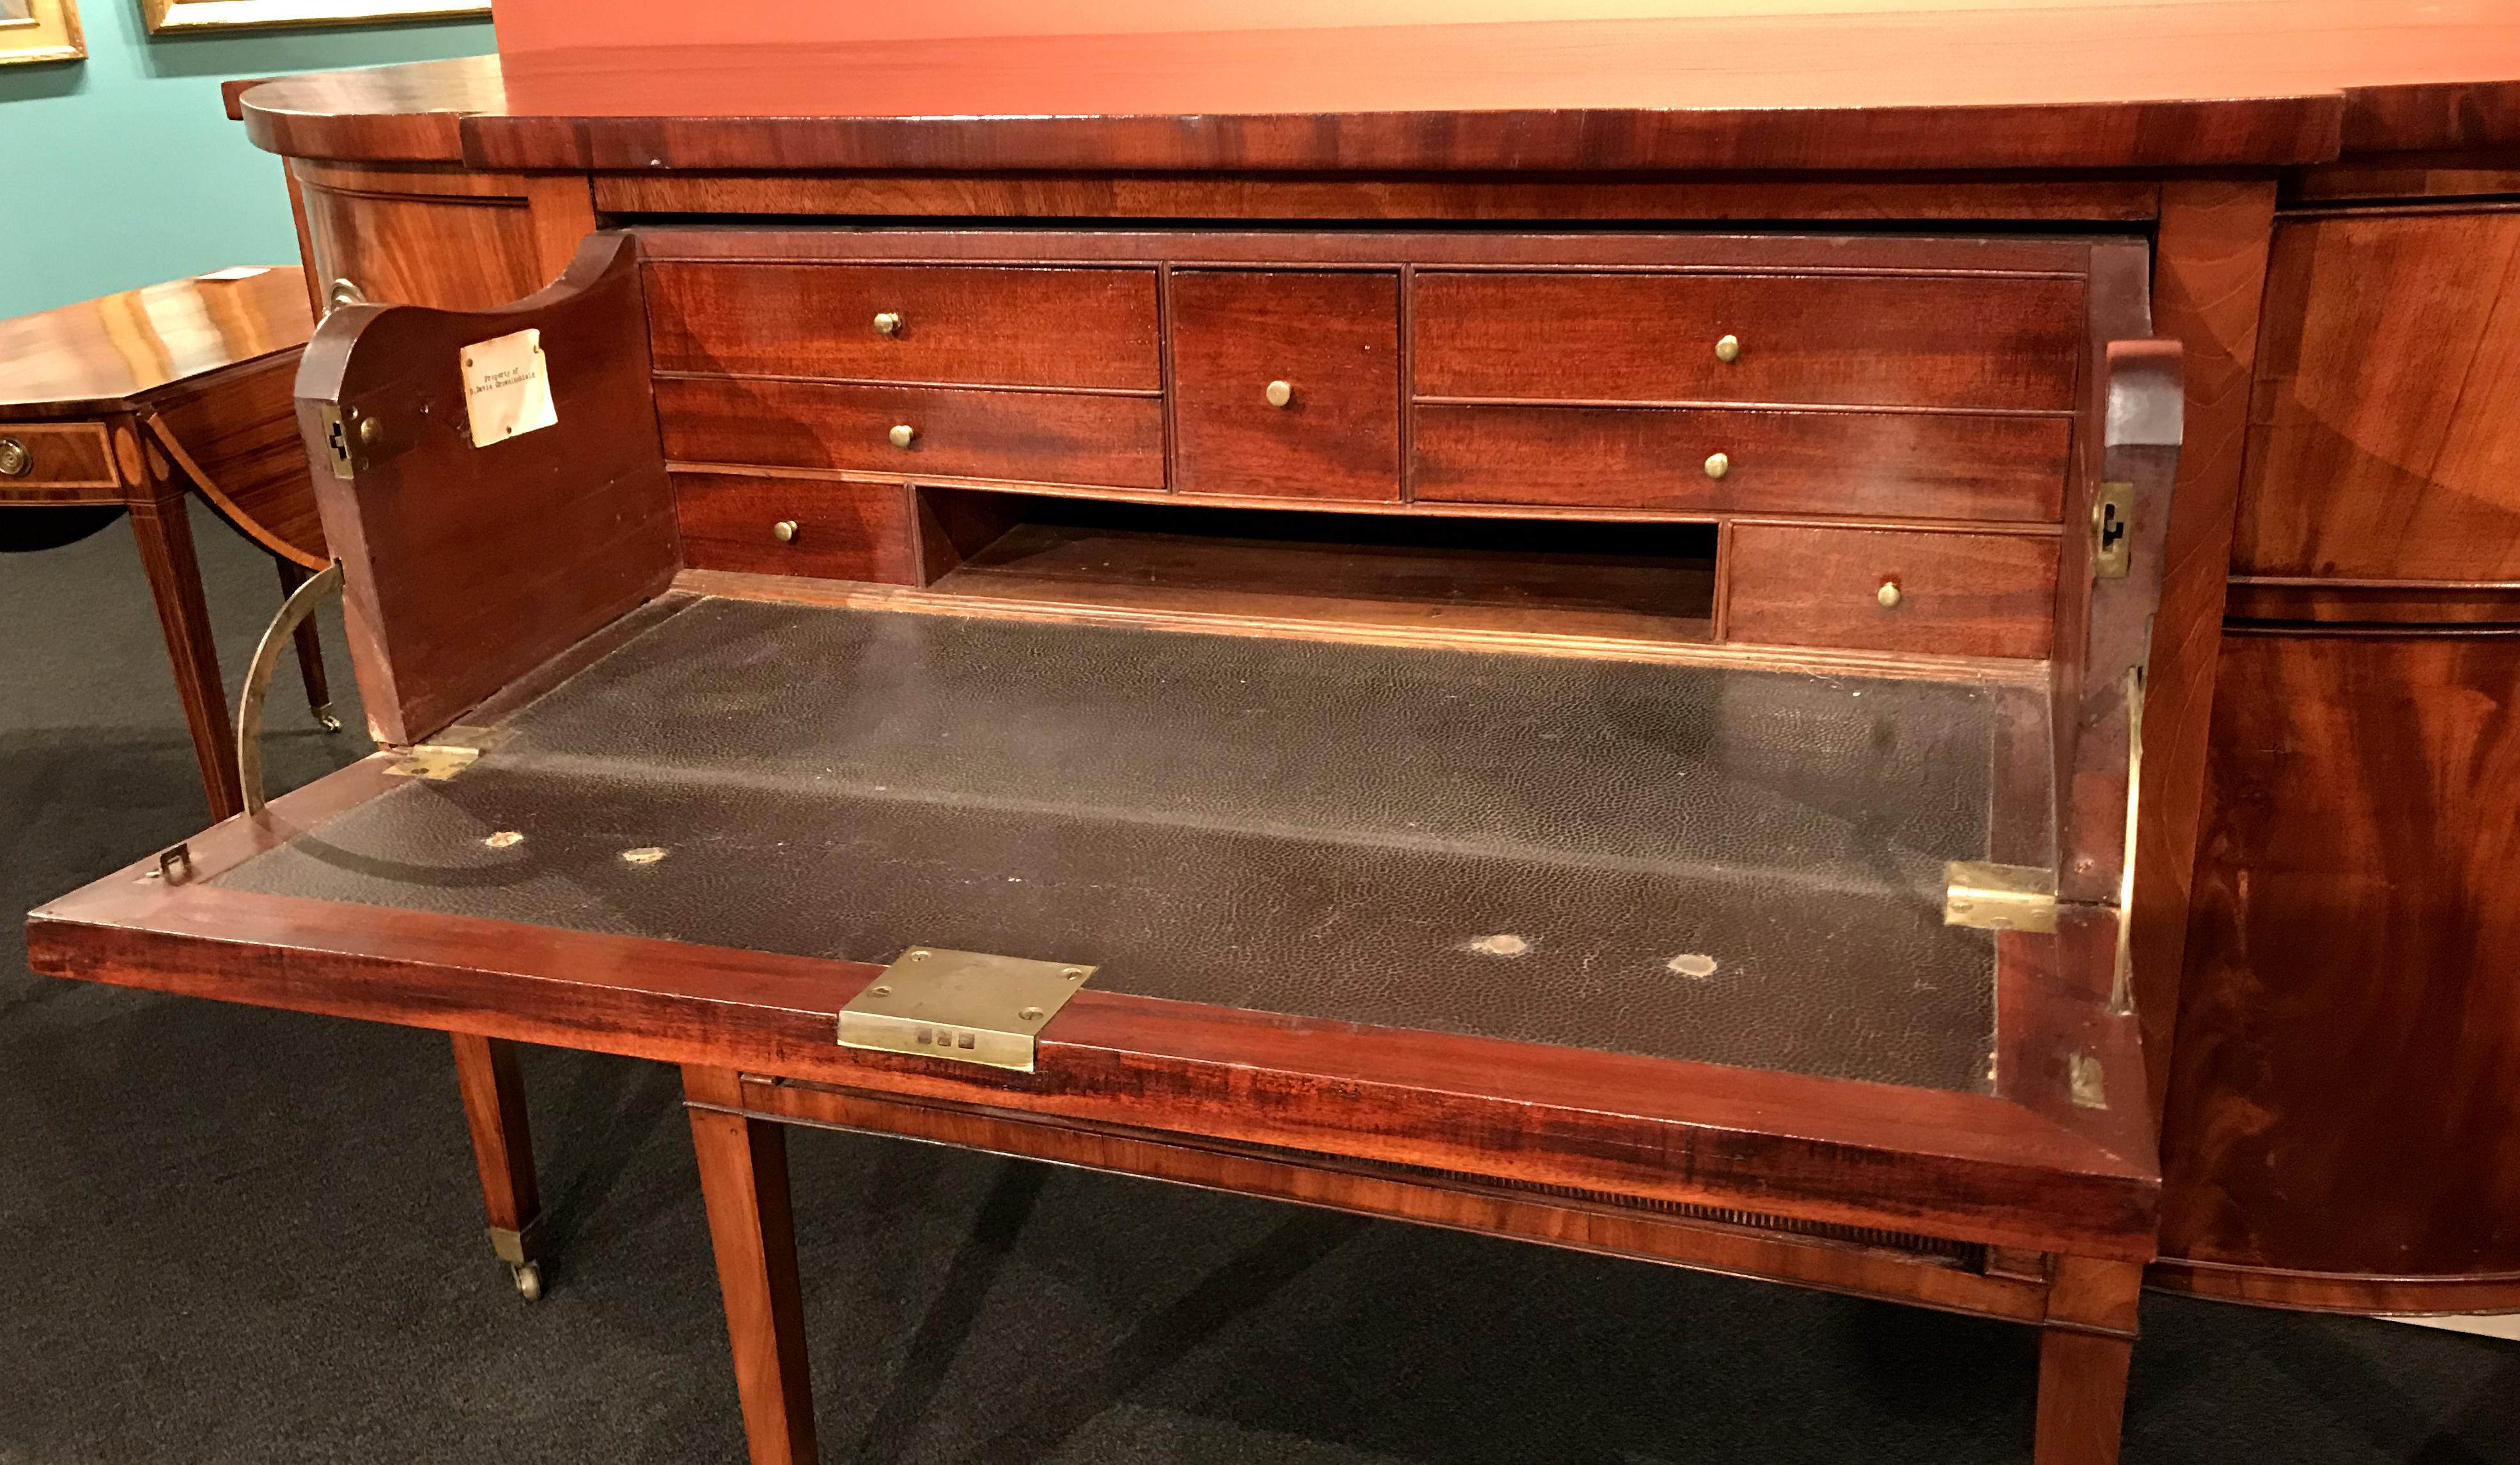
1942 861 2059 934
837 947 1097 1073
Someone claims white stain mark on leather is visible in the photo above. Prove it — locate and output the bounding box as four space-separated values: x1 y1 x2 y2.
483 831 524 849
620 846 667 865
1666 953 1720 979
1466 934 1531 957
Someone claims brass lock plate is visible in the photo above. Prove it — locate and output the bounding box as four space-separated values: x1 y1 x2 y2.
1943 860 2059 934
2091 481 2134 578
385 743 479 781
837 947 1097 1073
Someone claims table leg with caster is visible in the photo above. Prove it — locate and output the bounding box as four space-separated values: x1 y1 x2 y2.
451 1031 546 1300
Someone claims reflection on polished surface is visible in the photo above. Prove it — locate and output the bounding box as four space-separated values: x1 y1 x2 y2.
0 267 310 412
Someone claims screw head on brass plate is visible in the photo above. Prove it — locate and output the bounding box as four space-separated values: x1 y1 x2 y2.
356 416 384 446
1714 333 1741 364
772 520 799 543
1264 379 1295 408
1703 451 1731 480
873 311 903 336
889 424 917 449
1876 580 1902 608
0 438 27 477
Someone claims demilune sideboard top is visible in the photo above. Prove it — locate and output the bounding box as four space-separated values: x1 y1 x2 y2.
27 4 2520 1463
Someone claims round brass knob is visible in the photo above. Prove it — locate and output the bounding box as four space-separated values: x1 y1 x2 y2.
1715 333 1741 364
1877 580 1903 609
888 424 917 449
356 415 384 446
772 520 799 543
1265 380 1295 409
0 438 28 478
873 312 903 337
1703 452 1731 480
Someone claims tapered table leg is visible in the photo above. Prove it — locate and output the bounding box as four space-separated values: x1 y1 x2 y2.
451 1032 546 1299
2032 1257 2143 1465
686 1066 818 1465
272 558 339 731
127 490 240 821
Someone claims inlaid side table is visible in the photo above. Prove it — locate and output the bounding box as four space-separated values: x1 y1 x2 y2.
0 265 336 819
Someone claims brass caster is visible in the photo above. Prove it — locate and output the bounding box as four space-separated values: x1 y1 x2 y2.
511 1260 543 1301
312 702 343 734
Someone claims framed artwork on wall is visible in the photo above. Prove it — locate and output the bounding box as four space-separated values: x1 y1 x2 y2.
140 0 486 32
0 0 82 65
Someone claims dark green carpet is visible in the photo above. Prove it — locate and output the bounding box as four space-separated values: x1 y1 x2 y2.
2 499 2512 1464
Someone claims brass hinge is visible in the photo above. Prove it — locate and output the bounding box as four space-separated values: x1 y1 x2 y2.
2091 481 2134 578
385 743 479 781
1943 861 2059 934
837 947 1096 1073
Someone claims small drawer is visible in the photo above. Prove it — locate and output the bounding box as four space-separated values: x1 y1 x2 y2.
1413 271 2083 412
1171 270 1401 502
0 423 118 492
1725 522 2057 659
646 263 1162 390
1413 406 2068 521
672 472 924 583
656 376 1165 488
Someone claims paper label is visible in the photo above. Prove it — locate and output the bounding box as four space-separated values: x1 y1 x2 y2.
195 266 271 282
462 329 557 447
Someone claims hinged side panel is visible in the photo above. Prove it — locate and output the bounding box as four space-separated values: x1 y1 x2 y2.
294 232 678 747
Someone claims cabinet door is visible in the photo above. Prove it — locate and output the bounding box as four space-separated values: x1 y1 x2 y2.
1169 270 1401 502
292 160 595 313
2236 210 2520 581
2160 632 2520 1282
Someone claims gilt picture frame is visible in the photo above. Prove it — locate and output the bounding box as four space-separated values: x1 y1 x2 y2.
0 0 83 66
140 0 486 33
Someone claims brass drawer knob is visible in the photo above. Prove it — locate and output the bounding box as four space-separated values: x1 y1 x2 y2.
0 437 28 477
1877 579 1903 609
772 520 799 543
873 311 903 337
1703 451 1731 480
1715 333 1741 364
888 424 917 449
1265 379 1295 409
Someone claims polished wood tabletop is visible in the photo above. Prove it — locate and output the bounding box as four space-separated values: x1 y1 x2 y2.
233 0 2520 172
0 266 313 418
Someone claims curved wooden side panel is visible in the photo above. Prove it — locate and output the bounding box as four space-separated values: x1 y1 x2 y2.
2154 632 2520 1311
295 231 678 746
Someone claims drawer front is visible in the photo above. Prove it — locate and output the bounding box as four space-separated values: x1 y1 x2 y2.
1171 270 1401 502
647 263 1162 390
1726 522 2057 659
656 376 1165 488
672 471 923 582
0 423 119 492
1414 406 2069 521
1415 272 2084 411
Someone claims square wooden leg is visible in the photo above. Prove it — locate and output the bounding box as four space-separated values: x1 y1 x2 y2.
687 1066 818 1465
127 491 240 821
451 1032 545 1298
2034 1257 2143 1465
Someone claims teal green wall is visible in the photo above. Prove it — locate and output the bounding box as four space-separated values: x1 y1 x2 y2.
0 7 494 320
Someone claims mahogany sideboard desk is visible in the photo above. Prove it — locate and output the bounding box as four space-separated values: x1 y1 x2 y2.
1 267 337 820
24 5 2520 1462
